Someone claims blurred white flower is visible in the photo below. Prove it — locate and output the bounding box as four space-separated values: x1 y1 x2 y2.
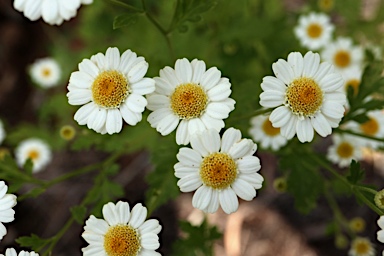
13 0 93 26
249 115 287 150
67 47 155 135
29 57 61 88
259 51 346 143
174 128 263 214
15 138 51 173
82 201 161 256
147 58 235 145
0 120 5 145
348 237 375 256
326 134 363 168
294 12 334 50
0 248 38 256
0 181 17 242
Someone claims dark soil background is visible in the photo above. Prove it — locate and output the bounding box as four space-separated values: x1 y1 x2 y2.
1 0 384 255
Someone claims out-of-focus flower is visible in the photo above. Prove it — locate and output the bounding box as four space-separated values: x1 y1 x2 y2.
29 57 61 88
13 0 93 26
67 47 155 135
0 248 38 256
0 181 17 242
0 120 5 145
349 217 366 233
249 115 288 150
259 51 346 143
294 12 334 50
348 237 375 256
59 125 76 141
15 138 51 173
147 58 235 145
327 134 363 168
174 128 263 214
82 201 161 256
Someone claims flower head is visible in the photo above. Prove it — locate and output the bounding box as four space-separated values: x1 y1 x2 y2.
326 134 363 168
82 201 161 256
375 189 384 209
147 58 235 145
15 138 51 173
59 125 76 141
0 248 38 256
348 237 375 256
259 51 346 143
377 216 384 243
321 37 364 72
343 65 363 97
0 120 5 145
174 127 263 214
13 0 93 25
349 217 366 233
294 12 334 50
0 181 17 241
67 47 155 135
249 115 288 150
29 57 61 88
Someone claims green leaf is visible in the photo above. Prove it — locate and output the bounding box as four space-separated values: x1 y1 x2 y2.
113 13 140 29
346 160 365 185
171 219 221 256
16 234 49 251
70 205 87 224
23 158 34 175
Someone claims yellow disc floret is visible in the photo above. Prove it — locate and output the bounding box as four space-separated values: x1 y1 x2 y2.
92 70 129 109
262 118 280 136
170 83 208 119
60 125 76 141
334 50 351 68
345 79 360 96
307 23 323 38
351 237 373 255
42 68 52 78
360 117 379 136
104 225 141 256
336 142 354 158
200 152 237 190
285 77 323 117
27 149 40 161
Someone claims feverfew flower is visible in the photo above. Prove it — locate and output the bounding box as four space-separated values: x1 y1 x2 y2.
321 37 364 72
0 120 5 145
0 248 38 256
377 216 384 244
249 115 288 150
174 128 263 214
343 65 363 97
82 201 161 256
13 0 93 26
348 237 375 256
326 134 363 168
29 57 61 88
15 138 51 173
346 110 384 149
259 51 346 143
67 47 155 135
147 58 235 145
294 12 334 50
0 181 17 241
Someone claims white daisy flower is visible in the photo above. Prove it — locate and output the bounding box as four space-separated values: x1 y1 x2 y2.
346 110 384 149
15 138 51 173
29 57 61 88
147 58 235 145
294 12 334 50
82 201 161 256
0 181 17 242
67 47 155 135
13 0 93 26
321 37 364 72
0 248 38 256
174 127 263 214
259 51 346 143
0 120 5 145
248 115 287 150
343 65 362 96
348 237 375 256
377 216 384 244
326 134 363 168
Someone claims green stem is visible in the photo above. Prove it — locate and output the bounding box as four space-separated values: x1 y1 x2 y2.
355 185 378 196
42 218 75 256
107 0 144 12
353 188 383 215
336 128 384 143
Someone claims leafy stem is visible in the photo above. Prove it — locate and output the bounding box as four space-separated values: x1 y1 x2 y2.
336 128 384 143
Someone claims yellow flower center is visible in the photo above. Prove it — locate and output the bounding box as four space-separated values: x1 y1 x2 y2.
262 118 280 136
42 68 52 78
360 117 379 136
285 77 323 117
336 142 354 158
104 225 141 256
352 239 371 255
92 70 129 109
307 23 323 38
170 83 208 119
334 50 351 68
200 152 237 190
27 150 40 160
349 217 366 233
60 125 76 141
345 79 360 96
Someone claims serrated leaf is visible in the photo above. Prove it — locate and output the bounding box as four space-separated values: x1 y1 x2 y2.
346 160 365 185
113 13 140 29
71 205 87 224
16 234 49 251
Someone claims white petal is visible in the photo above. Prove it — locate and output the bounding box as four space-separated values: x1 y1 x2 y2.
175 58 192 83
106 109 123 134
126 94 147 113
188 118 206 137
129 61 149 84
228 139 255 159
176 148 202 167
237 156 261 173
130 78 155 95
141 233 160 250
287 52 304 77
207 81 231 101
200 129 221 153
147 108 174 128
41 0 59 25
302 51 320 77
259 91 285 108
272 59 294 85
177 173 202 192
191 59 206 83
296 118 314 142
221 127 241 153
192 186 212 211
129 203 147 229
269 106 292 128
201 67 221 90
120 102 141 126
206 102 231 119
105 47 120 70
231 179 256 201
176 120 189 145
218 188 239 214
79 59 99 78
311 113 332 137
74 102 96 125
157 113 179 136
